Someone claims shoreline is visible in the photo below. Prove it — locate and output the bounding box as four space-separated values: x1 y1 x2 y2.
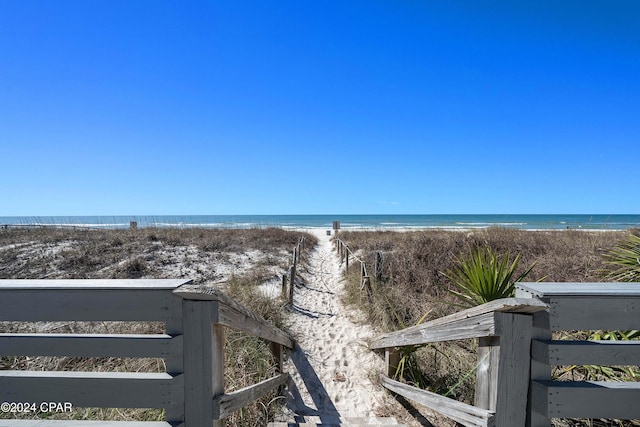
1 223 633 233
2 214 639 232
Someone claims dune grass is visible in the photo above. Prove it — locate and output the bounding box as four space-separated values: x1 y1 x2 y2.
338 228 638 426
0 226 316 426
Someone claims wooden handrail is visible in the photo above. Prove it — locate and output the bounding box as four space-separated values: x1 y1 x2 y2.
370 298 547 427
335 237 372 296
174 285 294 348
0 279 295 427
370 298 547 350
516 282 640 425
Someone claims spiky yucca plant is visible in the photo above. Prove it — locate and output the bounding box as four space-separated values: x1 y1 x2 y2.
444 246 535 307
603 233 640 282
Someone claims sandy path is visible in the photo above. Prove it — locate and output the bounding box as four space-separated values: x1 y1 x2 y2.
282 229 393 419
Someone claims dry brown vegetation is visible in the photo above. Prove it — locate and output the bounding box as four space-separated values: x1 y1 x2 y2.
0 226 311 282
339 228 627 328
338 228 638 427
0 226 317 426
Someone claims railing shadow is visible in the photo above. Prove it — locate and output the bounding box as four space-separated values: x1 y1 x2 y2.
290 304 336 319
287 343 340 422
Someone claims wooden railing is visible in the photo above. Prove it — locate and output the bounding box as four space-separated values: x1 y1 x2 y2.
284 236 306 303
0 279 295 427
516 282 640 426
370 283 640 427
370 298 547 427
335 238 372 297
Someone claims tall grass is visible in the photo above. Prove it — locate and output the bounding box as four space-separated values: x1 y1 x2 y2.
0 227 316 425
603 233 640 282
338 228 629 413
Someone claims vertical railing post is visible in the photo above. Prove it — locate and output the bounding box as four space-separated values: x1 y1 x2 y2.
492 312 533 427
345 246 349 270
183 300 225 427
289 265 296 304
375 251 383 282
363 275 372 300
385 348 401 378
281 274 287 300
526 310 551 427
165 294 185 424
516 289 551 427
270 342 285 395
475 336 500 410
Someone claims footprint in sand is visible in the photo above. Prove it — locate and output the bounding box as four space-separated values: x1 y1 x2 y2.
282 229 397 420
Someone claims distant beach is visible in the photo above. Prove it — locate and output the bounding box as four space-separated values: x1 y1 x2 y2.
1 214 639 231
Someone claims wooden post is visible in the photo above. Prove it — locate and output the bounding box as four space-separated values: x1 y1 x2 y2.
494 312 534 427
129 221 137 230
385 348 401 378
281 274 287 300
526 310 551 427
361 261 365 283
345 246 349 270
289 266 296 304
363 276 373 300
475 336 500 410
165 295 185 424
375 251 383 281
183 300 225 427
516 288 551 427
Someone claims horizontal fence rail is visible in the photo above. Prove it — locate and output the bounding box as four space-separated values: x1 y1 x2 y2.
369 283 640 427
335 238 373 297
370 298 547 427
0 279 295 427
516 282 640 426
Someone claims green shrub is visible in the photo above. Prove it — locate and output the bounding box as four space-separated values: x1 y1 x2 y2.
603 233 640 282
443 246 535 307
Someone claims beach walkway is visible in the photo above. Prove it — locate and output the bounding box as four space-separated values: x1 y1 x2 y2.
274 229 409 426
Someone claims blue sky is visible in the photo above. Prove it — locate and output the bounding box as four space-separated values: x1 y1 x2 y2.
1 1 638 215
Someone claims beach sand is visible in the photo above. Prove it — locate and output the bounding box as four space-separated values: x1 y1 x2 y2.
279 229 429 424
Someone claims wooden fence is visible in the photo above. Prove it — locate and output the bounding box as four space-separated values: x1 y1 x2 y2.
516 282 640 426
284 236 306 304
369 283 640 426
0 279 295 427
335 238 372 298
370 298 547 427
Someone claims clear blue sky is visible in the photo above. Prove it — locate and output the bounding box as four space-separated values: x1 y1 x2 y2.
1 1 638 215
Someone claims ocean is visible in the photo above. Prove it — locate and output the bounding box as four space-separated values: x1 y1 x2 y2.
1 214 639 231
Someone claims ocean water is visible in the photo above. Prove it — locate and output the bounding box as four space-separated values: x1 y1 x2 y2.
1 214 639 231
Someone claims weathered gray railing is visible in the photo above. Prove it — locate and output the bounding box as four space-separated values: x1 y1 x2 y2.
516 282 640 426
284 236 306 303
371 284 640 427
0 279 294 427
335 238 372 297
370 298 547 427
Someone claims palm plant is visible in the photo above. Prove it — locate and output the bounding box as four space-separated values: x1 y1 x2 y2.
443 246 535 307
603 233 640 282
